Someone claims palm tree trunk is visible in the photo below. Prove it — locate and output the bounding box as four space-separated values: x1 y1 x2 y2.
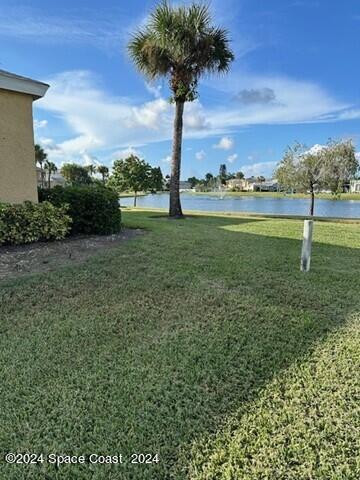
169 100 184 218
39 163 43 188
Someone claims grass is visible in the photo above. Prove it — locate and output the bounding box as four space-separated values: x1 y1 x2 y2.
0 210 359 479
191 190 360 201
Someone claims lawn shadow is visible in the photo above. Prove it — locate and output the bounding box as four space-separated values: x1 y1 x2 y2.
118 211 360 477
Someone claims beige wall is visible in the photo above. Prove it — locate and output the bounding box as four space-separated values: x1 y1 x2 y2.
0 89 38 203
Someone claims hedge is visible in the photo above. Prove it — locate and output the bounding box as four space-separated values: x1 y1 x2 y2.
0 201 71 246
39 185 122 235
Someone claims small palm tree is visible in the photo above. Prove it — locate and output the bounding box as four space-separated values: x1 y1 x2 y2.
86 164 97 177
129 2 234 217
97 165 109 183
44 160 58 189
35 144 47 188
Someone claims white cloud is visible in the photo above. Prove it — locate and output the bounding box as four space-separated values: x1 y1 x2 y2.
227 153 238 163
35 69 360 166
36 71 213 165
183 101 209 131
307 143 327 154
34 119 48 129
213 136 234 150
195 150 206 161
336 109 360 121
112 147 141 160
205 71 358 127
59 135 102 154
82 152 100 166
162 155 172 164
38 137 55 147
145 82 162 99
0 6 124 50
241 161 278 178
130 98 171 130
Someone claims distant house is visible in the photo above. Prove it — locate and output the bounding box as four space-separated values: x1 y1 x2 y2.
226 178 248 191
350 179 360 193
0 70 49 203
227 178 278 192
249 180 278 192
227 178 252 191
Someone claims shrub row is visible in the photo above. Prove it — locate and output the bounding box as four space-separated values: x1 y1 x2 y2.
39 185 122 235
0 201 71 246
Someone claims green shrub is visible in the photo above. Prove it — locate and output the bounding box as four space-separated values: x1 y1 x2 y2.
39 185 121 235
0 201 71 246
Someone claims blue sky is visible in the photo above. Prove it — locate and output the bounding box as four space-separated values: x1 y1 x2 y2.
1 0 360 179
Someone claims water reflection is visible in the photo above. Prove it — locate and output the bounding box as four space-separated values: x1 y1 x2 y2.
120 193 360 218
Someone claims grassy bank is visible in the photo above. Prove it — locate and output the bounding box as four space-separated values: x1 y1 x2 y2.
191 190 360 201
1 210 359 479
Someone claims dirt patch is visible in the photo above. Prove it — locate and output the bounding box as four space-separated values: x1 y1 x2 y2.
0 229 143 280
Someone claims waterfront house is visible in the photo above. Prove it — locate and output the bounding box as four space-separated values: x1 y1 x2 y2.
350 179 360 193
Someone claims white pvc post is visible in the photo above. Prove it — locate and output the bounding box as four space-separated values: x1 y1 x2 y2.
300 219 313 272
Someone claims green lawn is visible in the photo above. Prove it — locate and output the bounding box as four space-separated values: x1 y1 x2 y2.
1 210 359 479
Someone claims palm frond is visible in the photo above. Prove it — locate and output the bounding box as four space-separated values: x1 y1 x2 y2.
128 29 172 79
128 1 234 92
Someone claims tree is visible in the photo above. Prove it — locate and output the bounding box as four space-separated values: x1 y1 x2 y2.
164 175 171 190
44 160 57 189
109 155 152 206
205 172 214 187
128 2 234 217
85 164 97 177
275 143 324 216
35 144 47 188
97 165 109 183
187 176 199 188
60 163 92 186
219 164 227 185
236 171 244 179
256 175 266 183
321 139 358 194
150 166 164 192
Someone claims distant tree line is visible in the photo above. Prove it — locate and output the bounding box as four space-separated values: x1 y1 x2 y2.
35 144 58 189
35 146 164 206
187 165 265 191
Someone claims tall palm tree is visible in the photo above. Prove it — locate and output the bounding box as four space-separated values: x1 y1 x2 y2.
35 144 47 188
97 165 109 183
129 2 234 217
44 160 58 189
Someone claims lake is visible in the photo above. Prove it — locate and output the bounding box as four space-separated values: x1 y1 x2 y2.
120 193 360 218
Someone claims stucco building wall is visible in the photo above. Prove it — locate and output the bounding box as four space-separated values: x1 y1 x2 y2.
0 89 38 203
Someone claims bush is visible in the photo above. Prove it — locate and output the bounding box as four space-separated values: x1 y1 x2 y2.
0 201 71 246
39 185 122 235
